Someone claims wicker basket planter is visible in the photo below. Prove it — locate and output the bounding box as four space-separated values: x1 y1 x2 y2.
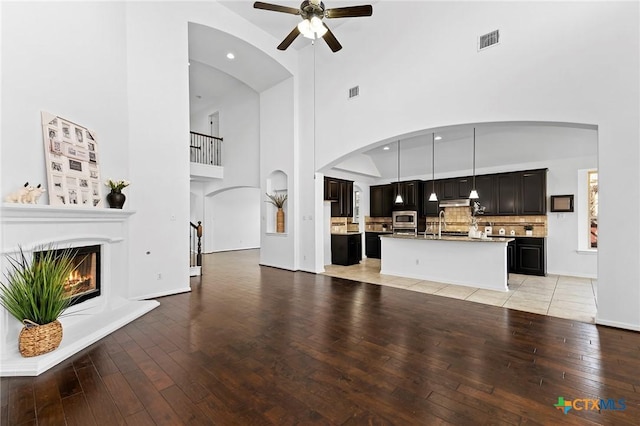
18 319 63 357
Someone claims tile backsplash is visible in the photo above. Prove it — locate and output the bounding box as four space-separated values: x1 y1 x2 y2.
425 206 547 237
331 217 360 233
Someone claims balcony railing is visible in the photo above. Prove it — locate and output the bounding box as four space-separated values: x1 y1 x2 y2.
190 131 223 166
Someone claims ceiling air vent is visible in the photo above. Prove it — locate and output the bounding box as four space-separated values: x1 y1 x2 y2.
479 30 500 51
348 86 360 99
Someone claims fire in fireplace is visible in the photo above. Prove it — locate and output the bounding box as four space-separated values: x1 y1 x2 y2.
35 245 101 306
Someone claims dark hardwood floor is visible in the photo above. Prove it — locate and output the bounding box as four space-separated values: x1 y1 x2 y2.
2 249 639 425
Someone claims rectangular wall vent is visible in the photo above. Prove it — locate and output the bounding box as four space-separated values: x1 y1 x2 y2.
348 86 360 99
479 30 500 50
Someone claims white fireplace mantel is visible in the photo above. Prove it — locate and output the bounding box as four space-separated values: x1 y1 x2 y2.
1 203 159 376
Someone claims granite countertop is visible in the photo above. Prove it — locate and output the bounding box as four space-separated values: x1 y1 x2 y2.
488 234 545 238
381 234 515 243
331 232 362 235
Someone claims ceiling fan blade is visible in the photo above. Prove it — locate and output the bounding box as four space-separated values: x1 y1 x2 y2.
325 5 373 19
253 1 301 15
322 23 342 52
277 26 301 50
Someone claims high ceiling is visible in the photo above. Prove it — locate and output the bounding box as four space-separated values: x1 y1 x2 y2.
189 3 598 181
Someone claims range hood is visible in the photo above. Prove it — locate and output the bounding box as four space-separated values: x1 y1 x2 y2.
439 199 471 208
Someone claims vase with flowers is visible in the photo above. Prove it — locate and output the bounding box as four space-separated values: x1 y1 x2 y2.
105 178 130 209
266 192 287 233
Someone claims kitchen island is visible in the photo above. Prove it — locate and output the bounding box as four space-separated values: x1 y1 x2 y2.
380 234 515 292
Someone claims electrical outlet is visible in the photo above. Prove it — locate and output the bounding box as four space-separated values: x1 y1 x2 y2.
416 259 419 265
157 273 162 280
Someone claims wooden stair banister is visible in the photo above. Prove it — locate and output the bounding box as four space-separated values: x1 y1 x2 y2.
190 221 203 267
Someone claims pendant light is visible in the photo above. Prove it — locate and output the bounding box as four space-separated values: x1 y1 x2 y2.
469 127 480 199
428 133 438 202
395 140 403 204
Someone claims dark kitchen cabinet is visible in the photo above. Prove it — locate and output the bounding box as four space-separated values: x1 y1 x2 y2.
440 179 457 200
422 180 441 217
474 175 496 214
495 173 519 215
514 237 545 276
507 239 516 273
331 233 362 266
327 178 353 217
401 180 422 212
520 170 547 215
365 232 384 259
440 178 472 200
324 177 339 201
456 177 472 199
370 184 394 217
394 180 422 212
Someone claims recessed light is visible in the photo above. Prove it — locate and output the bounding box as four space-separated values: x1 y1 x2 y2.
434 136 442 141
383 146 390 150
226 52 235 60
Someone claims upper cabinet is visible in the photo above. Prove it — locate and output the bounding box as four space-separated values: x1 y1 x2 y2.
325 177 354 217
422 180 440 217
324 177 340 202
370 184 394 217
495 169 547 215
369 169 547 218
394 180 422 212
495 172 519 215
520 170 547 215
474 175 496 215
440 177 472 200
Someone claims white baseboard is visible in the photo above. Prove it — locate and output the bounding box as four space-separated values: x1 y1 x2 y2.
596 317 640 331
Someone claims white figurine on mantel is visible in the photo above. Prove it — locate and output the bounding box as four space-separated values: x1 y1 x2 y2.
25 184 46 204
4 182 34 203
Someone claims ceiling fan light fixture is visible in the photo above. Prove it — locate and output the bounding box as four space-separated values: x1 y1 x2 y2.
298 16 327 39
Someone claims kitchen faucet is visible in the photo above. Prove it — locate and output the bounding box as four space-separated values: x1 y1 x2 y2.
438 210 445 239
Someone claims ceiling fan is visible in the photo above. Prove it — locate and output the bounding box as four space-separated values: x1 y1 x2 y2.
254 0 373 52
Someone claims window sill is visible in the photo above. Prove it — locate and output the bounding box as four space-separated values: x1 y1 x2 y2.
576 249 597 255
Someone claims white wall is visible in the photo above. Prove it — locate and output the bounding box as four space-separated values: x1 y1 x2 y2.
546 158 597 278
192 83 261 190
1 2 129 197
260 79 296 270
301 1 638 330
204 187 260 252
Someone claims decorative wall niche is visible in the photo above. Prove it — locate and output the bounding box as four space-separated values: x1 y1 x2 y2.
265 170 288 234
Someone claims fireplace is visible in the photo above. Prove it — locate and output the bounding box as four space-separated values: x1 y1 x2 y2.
35 245 101 306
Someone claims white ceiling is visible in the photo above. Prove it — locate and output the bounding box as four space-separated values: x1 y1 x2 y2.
189 3 598 181
344 123 598 181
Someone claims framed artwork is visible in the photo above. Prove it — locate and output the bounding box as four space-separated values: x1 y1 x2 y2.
41 111 103 207
550 194 574 212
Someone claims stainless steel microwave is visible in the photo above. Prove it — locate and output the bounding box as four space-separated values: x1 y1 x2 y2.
392 210 418 229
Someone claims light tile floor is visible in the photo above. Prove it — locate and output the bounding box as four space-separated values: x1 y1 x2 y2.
324 258 598 323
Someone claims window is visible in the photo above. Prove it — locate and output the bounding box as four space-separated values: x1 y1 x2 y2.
588 170 598 248
353 190 360 223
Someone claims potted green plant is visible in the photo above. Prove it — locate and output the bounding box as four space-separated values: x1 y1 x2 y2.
0 246 78 357
266 192 287 233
